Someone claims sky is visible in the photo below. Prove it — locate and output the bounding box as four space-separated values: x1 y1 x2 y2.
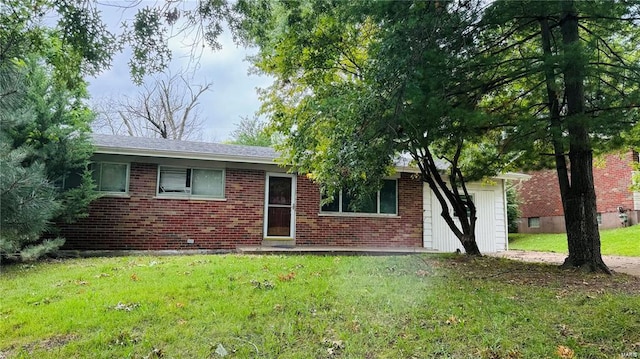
86 3 273 143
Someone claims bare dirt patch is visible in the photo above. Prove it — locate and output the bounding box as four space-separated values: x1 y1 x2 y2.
435 255 640 295
4 334 78 357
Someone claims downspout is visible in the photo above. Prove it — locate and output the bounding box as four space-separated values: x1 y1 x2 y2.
503 179 509 251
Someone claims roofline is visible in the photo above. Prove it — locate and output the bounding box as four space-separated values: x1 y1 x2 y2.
94 145 277 165
493 172 531 181
394 166 529 180
94 145 527 179
95 144 421 173
394 165 421 174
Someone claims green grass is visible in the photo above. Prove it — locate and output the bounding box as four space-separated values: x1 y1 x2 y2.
510 225 640 256
1 254 639 358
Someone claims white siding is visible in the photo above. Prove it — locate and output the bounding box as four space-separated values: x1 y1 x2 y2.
422 187 433 249
423 181 507 253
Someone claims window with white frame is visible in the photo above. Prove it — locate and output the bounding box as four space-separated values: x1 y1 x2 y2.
528 217 540 228
92 162 129 193
321 179 397 215
157 166 224 198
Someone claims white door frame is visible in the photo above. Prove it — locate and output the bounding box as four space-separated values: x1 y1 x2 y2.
263 173 296 239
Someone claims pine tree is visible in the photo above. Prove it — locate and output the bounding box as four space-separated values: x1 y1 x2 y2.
0 66 64 261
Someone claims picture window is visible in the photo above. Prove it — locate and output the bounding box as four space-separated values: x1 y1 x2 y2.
321 180 397 215
158 166 224 198
92 162 129 193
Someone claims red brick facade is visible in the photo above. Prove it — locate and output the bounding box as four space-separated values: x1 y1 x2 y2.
60 163 423 250
295 172 423 247
517 151 639 233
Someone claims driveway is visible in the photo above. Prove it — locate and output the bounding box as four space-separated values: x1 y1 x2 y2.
493 250 640 277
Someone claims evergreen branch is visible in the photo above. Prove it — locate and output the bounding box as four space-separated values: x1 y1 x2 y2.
577 23 630 67
596 76 629 98
578 15 640 21
584 103 640 115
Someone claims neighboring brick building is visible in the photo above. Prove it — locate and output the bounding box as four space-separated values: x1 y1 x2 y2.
517 151 640 233
59 134 515 252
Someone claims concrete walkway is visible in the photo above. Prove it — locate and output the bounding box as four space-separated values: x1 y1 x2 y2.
236 246 435 255
493 250 640 277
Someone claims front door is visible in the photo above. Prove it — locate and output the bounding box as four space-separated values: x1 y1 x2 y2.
264 174 296 239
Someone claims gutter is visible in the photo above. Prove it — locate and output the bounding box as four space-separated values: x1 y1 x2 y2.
94 146 278 166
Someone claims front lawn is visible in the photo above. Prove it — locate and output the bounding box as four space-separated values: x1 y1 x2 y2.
509 225 640 256
1 254 639 358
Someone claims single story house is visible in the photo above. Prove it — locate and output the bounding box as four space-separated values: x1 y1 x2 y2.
517 151 640 233
58 134 524 253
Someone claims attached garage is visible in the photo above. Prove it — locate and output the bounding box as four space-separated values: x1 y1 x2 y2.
422 174 528 253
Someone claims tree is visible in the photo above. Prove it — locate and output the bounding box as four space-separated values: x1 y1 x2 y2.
0 65 64 261
6 59 98 222
506 185 521 233
0 137 65 261
237 1 501 255
93 71 212 140
0 0 117 90
1 1 108 260
477 0 640 272
227 115 272 146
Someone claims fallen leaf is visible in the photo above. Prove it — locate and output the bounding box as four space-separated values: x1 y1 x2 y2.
130 273 139 281
445 315 458 325
278 272 296 281
556 345 574 359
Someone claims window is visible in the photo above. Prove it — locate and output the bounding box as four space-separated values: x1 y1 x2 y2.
453 194 474 218
92 162 129 193
321 180 397 215
528 217 540 228
597 213 602 225
54 171 83 190
158 166 224 198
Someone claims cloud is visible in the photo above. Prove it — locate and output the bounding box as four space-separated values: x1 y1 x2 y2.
87 2 273 142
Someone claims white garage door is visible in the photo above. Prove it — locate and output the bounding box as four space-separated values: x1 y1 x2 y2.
424 186 500 253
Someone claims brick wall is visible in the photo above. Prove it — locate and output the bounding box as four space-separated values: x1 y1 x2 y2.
518 169 563 218
593 152 636 213
60 164 266 250
295 172 423 248
60 162 423 250
518 151 638 232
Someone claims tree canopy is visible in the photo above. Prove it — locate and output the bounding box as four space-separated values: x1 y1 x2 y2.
476 0 640 271
236 0 509 254
236 0 640 262
227 115 272 147
1 0 106 260
3 0 639 265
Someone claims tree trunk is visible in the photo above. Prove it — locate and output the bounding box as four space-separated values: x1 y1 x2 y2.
561 132 610 273
460 233 481 256
559 2 610 273
415 148 482 256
